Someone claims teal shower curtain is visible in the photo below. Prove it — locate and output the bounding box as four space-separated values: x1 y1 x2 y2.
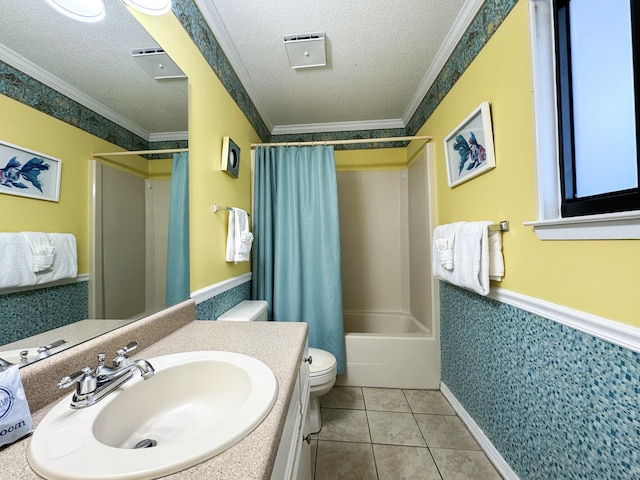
252 145 345 374
166 152 190 306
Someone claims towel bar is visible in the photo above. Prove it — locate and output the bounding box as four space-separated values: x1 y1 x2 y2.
488 220 509 232
212 204 250 216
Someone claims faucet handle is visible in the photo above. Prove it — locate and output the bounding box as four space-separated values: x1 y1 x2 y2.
58 366 97 394
113 341 138 368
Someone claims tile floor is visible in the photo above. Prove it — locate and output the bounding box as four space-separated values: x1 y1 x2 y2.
310 386 503 480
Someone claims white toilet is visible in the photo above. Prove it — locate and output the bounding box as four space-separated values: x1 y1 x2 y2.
218 300 337 434
307 347 337 433
217 300 269 322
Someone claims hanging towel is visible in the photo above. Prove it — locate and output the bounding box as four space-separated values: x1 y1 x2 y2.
0 233 37 289
432 222 463 276
0 233 77 289
488 230 505 282
35 233 78 284
20 232 55 272
225 208 253 264
225 209 237 263
432 221 496 296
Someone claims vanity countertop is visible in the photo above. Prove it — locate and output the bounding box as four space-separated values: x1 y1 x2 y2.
1 315 309 480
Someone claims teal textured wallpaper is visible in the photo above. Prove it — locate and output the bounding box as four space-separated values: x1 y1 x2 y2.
440 282 640 479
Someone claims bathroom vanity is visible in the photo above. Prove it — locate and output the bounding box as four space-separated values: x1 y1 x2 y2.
1 300 311 479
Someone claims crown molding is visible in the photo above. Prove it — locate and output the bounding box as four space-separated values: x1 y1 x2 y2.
0 44 152 141
193 0 274 133
401 0 485 125
271 118 405 135
149 131 189 142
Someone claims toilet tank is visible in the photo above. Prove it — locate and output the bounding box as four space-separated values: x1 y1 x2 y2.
217 300 268 321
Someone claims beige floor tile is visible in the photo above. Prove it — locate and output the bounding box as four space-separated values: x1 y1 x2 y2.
373 444 443 480
415 415 480 450
430 448 502 480
315 441 378 480
321 386 365 409
363 387 411 412
367 411 426 447
404 390 456 415
317 408 371 442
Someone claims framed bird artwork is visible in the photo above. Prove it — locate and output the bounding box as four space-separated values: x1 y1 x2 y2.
444 102 496 187
0 141 61 202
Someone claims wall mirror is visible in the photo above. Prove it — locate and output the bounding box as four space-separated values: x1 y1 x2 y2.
0 0 189 367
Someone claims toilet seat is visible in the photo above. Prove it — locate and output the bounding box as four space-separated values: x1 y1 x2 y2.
308 348 337 387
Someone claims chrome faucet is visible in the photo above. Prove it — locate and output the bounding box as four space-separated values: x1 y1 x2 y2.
58 341 154 409
37 339 67 358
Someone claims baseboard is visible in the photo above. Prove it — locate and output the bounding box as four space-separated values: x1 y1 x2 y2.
440 382 520 480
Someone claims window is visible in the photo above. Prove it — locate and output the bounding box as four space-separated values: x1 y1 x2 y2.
555 0 640 217
526 0 640 239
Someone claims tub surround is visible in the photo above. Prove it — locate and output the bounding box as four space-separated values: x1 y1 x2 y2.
337 311 440 390
2 300 309 480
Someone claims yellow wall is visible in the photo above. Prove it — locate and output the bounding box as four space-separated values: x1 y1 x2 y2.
0 96 172 276
0 95 145 275
135 11 261 292
408 0 640 326
335 148 406 171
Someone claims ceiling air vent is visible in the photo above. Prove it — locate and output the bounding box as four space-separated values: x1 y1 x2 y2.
283 32 326 69
132 47 186 80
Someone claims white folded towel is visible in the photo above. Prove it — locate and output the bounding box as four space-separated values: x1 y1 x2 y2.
0 233 37 289
36 233 78 283
225 208 253 264
432 221 498 296
20 232 55 272
488 230 504 281
0 232 77 289
432 222 463 277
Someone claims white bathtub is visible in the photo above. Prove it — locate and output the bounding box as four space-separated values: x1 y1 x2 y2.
335 311 440 389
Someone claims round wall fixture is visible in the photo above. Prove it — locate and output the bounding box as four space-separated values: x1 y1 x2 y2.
121 0 172 16
221 137 241 178
44 0 106 22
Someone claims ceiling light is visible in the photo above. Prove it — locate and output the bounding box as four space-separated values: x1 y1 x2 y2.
121 0 172 16
284 32 326 69
44 0 106 23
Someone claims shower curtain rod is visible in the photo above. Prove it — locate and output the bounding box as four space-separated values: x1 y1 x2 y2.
92 147 189 158
250 135 432 148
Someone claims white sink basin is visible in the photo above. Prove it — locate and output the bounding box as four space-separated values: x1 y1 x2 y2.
28 351 278 480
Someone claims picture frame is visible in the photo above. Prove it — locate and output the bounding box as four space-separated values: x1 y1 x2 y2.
221 136 241 178
0 140 61 202
444 102 496 187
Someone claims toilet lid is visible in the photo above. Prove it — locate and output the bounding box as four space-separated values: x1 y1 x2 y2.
308 348 337 376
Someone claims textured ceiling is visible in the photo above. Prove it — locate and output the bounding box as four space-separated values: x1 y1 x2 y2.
197 0 473 134
0 0 476 138
0 0 188 140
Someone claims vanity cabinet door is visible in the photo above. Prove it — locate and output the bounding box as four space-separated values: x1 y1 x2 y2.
271 340 311 480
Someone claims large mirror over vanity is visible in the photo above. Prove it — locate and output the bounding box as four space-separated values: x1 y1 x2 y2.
0 0 188 367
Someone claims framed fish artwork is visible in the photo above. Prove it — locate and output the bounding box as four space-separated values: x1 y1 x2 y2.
444 102 496 188
0 141 61 202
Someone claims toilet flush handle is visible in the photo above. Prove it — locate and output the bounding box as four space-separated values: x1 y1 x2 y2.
304 355 312 365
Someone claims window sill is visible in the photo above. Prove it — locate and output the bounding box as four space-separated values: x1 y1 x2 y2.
524 211 640 240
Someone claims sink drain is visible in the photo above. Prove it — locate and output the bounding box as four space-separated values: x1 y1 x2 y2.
133 438 157 449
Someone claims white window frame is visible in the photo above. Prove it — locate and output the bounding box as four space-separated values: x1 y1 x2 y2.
525 0 640 240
